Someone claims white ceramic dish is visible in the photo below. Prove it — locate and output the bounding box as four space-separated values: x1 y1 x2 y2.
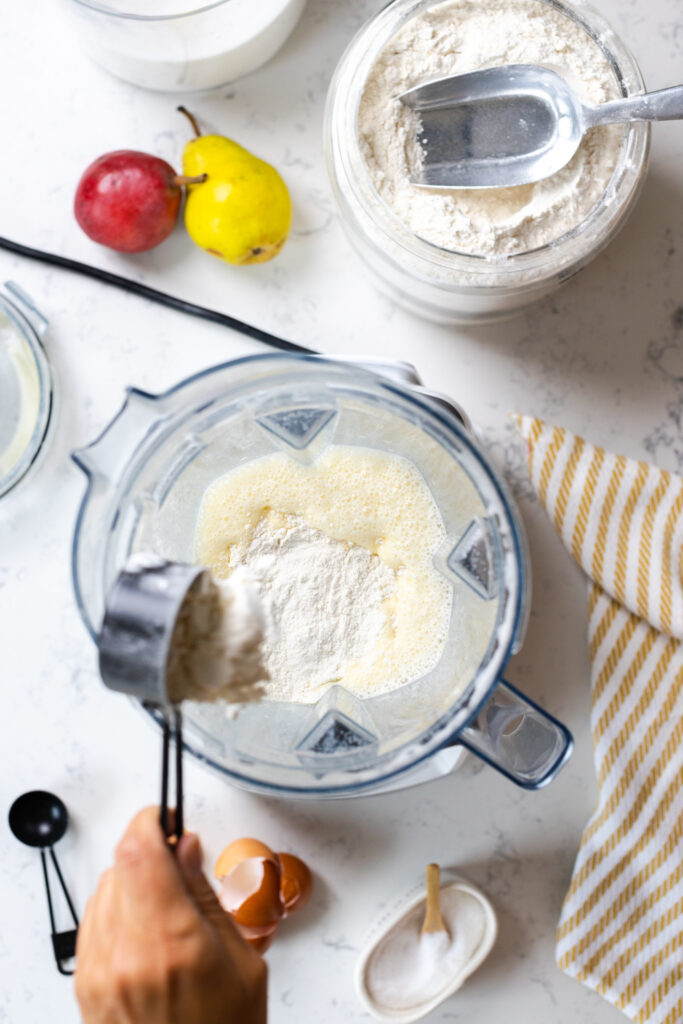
356 872 497 1022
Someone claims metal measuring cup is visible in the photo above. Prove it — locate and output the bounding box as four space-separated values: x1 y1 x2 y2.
98 555 208 843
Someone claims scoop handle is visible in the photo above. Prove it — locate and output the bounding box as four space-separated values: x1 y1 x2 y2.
422 863 447 935
584 84 683 127
458 679 573 789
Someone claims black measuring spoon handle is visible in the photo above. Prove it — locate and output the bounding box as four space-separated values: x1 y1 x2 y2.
40 847 79 975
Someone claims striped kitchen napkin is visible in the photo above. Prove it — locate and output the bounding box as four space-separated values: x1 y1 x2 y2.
516 415 683 1024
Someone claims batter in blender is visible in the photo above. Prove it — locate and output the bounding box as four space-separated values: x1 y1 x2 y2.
194 445 452 702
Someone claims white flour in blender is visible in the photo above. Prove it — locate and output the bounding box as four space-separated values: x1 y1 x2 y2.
227 517 397 701
166 568 268 712
194 446 452 702
358 0 623 256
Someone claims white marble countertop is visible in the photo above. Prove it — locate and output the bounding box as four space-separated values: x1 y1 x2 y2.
1 0 682 1021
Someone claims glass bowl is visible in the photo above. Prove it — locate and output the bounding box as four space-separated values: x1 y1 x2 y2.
323 0 650 324
0 283 54 500
65 0 308 92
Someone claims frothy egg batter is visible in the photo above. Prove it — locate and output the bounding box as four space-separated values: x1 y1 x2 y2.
194 445 452 701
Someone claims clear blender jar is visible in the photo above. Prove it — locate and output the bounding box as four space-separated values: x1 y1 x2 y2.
72 355 572 796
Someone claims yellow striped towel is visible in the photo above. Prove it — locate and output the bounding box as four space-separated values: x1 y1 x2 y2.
516 415 683 1024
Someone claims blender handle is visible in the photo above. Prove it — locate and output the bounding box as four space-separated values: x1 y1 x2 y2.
72 387 172 479
457 679 573 789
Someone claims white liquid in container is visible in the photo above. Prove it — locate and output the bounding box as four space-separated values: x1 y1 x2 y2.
0 289 53 499
0 319 41 478
68 0 308 92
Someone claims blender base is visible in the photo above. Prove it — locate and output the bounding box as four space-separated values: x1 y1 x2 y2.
358 744 469 797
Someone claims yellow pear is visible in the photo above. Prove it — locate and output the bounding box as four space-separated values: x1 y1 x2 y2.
179 107 291 266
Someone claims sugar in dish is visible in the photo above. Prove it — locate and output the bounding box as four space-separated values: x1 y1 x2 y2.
357 876 497 1022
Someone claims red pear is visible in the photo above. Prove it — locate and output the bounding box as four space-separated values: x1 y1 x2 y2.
74 150 203 253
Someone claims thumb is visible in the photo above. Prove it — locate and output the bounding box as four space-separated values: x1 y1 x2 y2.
176 833 243 937
114 806 190 921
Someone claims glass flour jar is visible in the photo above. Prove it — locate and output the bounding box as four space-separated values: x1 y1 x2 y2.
323 0 650 324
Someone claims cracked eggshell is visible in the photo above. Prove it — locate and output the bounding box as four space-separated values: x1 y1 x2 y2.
218 856 284 928
214 837 279 879
278 853 313 916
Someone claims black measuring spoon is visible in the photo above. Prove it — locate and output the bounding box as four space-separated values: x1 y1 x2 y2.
8 790 79 975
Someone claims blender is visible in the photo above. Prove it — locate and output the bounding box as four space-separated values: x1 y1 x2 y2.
72 354 573 797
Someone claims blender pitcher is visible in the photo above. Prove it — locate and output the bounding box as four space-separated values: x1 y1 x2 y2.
72 354 572 797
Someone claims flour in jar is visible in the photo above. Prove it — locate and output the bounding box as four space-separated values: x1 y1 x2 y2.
193 446 452 702
358 0 624 256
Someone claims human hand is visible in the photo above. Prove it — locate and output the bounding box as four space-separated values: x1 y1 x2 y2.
75 807 267 1024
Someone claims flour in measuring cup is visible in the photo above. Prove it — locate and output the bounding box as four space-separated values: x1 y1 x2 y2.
166 568 268 712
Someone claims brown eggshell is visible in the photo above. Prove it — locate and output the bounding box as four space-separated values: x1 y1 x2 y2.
237 920 280 953
214 838 278 880
278 852 313 916
218 857 284 928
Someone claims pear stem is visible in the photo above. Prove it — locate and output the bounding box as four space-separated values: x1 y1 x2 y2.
177 106 202 138
173 174 208 186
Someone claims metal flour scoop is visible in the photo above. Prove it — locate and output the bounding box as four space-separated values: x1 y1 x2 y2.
98 556 208 844
399 65 683 189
